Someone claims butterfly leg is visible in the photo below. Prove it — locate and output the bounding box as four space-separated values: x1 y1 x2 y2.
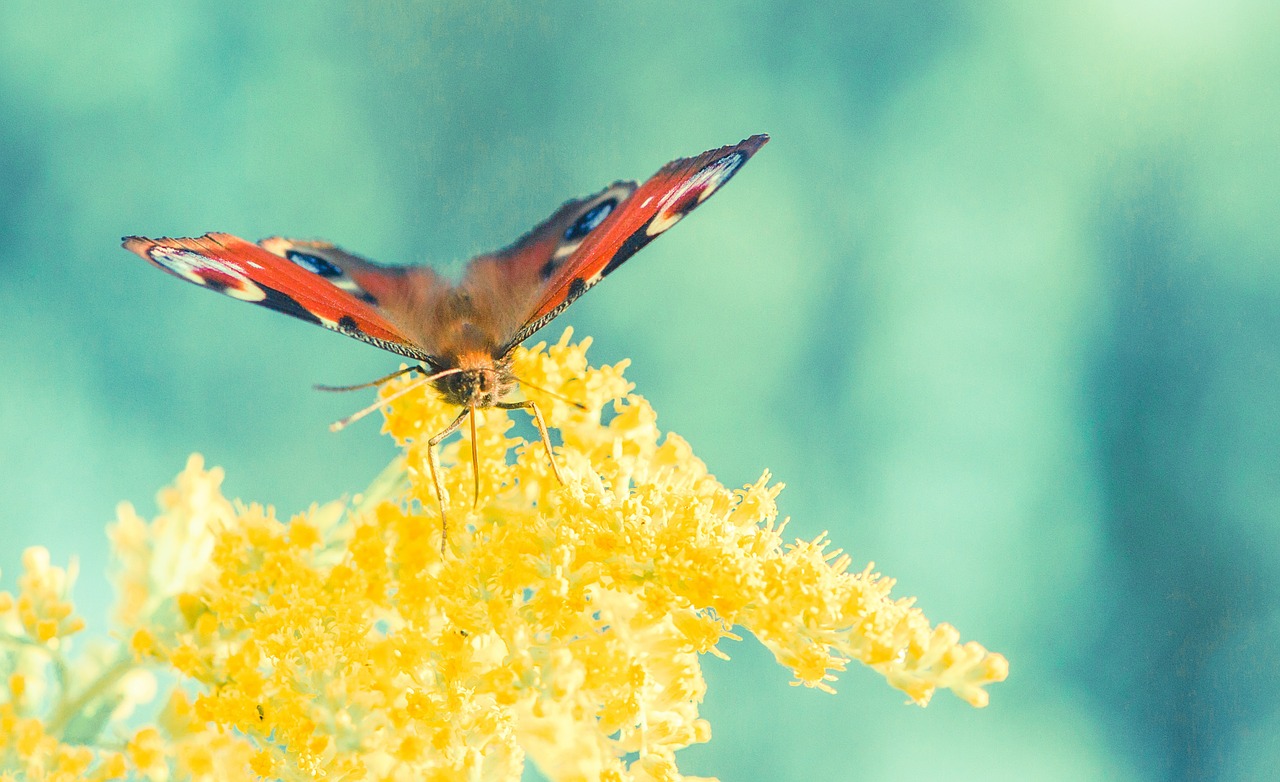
469 407 481 510
496 400 566 485
428 408 470 555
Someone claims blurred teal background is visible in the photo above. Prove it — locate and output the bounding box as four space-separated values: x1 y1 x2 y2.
2 2 1278 779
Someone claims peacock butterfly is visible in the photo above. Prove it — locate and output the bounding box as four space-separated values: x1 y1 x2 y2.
124 134 768 550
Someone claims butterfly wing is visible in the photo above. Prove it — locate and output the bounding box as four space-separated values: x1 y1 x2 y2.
126 135 767 367
122 233 439 364
501 133 769 349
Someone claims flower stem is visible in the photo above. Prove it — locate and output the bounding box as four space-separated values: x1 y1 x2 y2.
45 653 136 739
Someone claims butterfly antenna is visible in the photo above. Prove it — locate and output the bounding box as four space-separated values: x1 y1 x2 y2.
512 376 588 411
315 365 424 393
328 368 463 432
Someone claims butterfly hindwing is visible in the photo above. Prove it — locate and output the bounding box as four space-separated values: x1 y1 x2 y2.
256 236 483 363
504 134 769 348
263 184 646 360
122 233 436 363
446 182 639 350
489 182 639 286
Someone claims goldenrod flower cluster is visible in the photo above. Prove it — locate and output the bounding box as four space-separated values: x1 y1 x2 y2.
0 330 1007 781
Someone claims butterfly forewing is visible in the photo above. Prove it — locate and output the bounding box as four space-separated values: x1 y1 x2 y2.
504 134 769 348
123 233 435 363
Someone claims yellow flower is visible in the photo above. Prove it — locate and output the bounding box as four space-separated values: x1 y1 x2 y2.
1 329 1007 781
4 548 85 646
0 468 254 778
108 454 231 631
125 727 165 779
157 329 1007 780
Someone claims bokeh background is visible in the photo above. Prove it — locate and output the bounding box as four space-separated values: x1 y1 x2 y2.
3 2 1278 779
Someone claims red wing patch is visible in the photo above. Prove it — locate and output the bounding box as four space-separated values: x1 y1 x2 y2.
503 134 769 349
122 233 435 363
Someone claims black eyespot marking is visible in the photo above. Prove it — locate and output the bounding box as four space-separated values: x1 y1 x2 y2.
287 250 343 278
202 276 229 294
563 199 616 243
338 315 359 332
356 291 379 305
567 277 587 300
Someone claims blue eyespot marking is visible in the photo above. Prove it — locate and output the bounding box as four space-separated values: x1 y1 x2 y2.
563 199 616 243
287 250 342 277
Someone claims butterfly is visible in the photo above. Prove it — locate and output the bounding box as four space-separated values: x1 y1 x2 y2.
124 134 768 551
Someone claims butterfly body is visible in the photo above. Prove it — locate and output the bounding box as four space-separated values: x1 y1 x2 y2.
125 134 768 550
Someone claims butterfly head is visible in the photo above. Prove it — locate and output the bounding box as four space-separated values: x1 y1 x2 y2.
432 354 517 409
